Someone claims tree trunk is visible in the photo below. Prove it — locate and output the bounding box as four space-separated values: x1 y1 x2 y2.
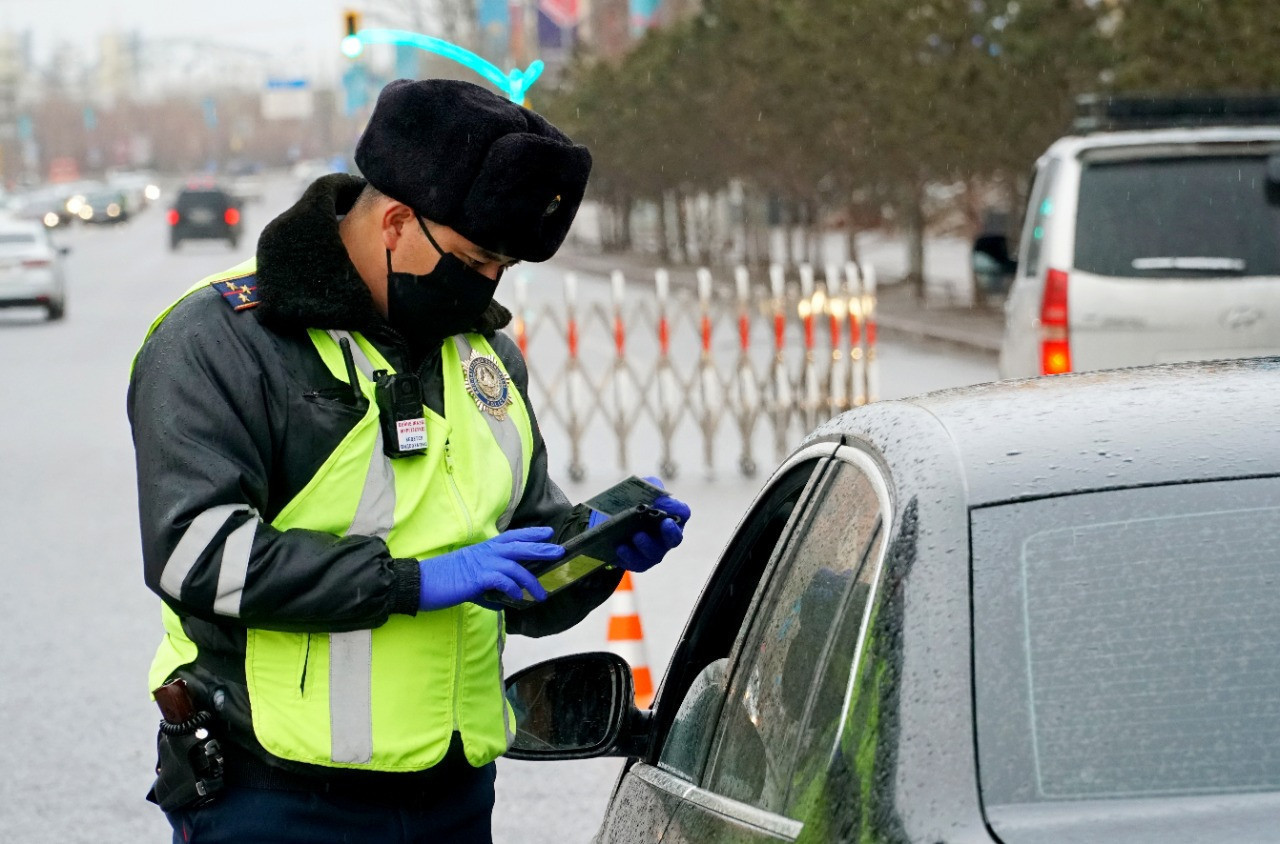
845 200 861 268
903 182 926 300
620 196 633 251
657 193 672 263
675 192 690 265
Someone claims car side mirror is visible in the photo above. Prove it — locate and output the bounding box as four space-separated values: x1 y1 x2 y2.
504 652 651 761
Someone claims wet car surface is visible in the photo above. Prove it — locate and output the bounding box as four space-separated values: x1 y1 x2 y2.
504 357 1280 843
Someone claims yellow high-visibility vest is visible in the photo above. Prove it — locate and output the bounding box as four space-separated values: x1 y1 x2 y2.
145 261 534 771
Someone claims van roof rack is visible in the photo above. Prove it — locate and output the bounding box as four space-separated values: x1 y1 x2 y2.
1074 93 1280 133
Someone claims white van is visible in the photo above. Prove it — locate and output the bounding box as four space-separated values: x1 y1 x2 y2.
987 97 1280 379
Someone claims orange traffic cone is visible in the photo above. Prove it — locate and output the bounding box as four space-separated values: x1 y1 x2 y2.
606 572 655 708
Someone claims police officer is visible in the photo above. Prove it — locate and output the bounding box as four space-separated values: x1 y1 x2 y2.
128 79 691 843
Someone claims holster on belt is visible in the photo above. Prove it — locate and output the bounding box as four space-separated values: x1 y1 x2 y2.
146 678 226 812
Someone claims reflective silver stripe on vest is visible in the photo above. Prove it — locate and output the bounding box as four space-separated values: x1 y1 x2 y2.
160 503 251 600
454 336 526 531
497 613 513 747
212 516 258 617
329 629 374 764
326 331 389 764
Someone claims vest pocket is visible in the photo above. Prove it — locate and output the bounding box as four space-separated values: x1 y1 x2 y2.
246 628 335 765
298 634 311 698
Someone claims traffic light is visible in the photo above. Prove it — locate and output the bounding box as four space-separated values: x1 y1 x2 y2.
344 10 361 38
341 10 364 59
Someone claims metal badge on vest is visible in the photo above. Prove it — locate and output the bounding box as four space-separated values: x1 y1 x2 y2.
462 349 513 421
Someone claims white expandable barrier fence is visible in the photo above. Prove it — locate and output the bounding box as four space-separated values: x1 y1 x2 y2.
510 262 879 480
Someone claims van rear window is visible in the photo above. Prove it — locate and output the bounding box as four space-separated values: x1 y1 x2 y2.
1074 155 1280 278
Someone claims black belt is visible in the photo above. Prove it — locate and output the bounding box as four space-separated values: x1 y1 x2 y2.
223 735 490 805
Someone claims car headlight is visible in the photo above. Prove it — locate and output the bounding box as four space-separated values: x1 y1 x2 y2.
78 206 93 220
66 195 85 214
43 212 59 228
145 185 160 201
107 203 120 217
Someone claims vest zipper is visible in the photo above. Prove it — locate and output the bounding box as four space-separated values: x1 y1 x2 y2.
443 438 472 734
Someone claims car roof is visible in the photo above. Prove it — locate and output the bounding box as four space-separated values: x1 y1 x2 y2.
1044 125 1280 161
0 220 47 238
836 358 1280 507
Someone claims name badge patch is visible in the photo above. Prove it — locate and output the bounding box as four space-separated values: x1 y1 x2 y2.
396 417 427 451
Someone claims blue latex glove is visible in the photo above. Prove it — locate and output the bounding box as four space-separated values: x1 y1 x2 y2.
588 477 692 573
419 527 563 611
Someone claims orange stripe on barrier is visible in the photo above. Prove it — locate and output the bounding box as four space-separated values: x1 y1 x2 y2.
739 314 750 350
850 315 861 346
608 614 644 641
774 313 786 350
614 317 626 354
867 319 877 346
658 318 670 356
700 315 712 354
567 320 579 358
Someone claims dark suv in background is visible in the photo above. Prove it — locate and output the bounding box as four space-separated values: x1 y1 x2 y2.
168 185 242 250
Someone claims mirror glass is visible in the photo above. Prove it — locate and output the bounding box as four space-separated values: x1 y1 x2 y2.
506 653 624 754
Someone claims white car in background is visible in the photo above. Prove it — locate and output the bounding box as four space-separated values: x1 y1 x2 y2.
0 219 70 321
980 95 1280 379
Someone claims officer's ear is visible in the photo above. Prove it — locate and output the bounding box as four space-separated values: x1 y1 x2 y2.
379 201 417 252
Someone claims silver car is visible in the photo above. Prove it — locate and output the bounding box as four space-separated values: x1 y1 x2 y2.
0 219 69 321
994 119 1280 379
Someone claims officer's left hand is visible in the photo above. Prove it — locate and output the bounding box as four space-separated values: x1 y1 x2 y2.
589 476 691 573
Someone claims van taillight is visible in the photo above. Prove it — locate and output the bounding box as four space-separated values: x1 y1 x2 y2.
224 208 240 225
1039 268 1071 375
167 209 180 225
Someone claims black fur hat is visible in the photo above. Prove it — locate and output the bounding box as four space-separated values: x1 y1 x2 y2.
354 78 593 263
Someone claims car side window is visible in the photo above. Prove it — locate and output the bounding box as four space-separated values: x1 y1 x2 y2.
655 458 827 782
700 460 884 814
1020 157 1060 279
783 521 886 821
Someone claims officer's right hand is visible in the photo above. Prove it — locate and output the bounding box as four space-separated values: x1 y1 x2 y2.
418 527 563 611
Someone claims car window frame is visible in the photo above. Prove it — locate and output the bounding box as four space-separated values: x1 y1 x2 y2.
661 444 894 835
646 442 840 766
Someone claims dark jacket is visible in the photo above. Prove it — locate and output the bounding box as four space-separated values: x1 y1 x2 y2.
129 173 620 780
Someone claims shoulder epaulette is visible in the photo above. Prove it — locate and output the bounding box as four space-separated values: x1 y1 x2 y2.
211 277 261 311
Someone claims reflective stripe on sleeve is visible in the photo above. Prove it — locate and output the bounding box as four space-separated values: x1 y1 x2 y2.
453 336 526 531
212 515 258 617
159 503 251 600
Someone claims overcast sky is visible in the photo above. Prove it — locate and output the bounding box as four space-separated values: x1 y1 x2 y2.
0 0 349 77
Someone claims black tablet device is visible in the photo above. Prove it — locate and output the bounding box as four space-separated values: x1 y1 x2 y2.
482 504 680 610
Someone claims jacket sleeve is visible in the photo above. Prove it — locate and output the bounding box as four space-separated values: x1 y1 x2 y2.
488 331 623 638
128 293 419 634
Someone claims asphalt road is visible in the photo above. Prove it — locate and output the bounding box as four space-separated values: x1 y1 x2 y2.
0 174 996 843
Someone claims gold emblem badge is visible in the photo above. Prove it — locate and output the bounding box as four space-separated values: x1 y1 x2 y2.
463 350 513 420
543 194 562 216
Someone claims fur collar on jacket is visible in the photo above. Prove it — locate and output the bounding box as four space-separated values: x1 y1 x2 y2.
255 172 512 337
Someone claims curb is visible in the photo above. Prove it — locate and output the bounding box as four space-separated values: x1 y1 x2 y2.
874 313 1002 356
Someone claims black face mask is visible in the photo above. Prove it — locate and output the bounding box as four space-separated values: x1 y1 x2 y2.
385 217 500 342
